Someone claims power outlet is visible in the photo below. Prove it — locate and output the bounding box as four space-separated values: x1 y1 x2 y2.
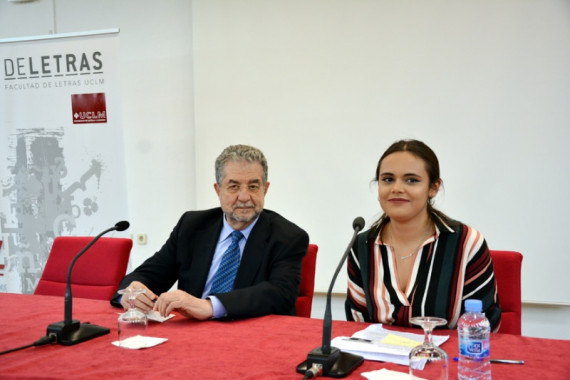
136 234 147 245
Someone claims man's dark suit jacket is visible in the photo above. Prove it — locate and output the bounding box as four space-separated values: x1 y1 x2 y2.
111 208 309 319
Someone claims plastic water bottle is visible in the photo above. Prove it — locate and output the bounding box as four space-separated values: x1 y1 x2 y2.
457 299 491 380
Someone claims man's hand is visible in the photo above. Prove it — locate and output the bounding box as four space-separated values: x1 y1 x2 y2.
120 281 157 312
153 290 214 320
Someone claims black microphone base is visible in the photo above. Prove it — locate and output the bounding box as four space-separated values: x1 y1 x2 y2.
47 320 109 346
297 346 364 378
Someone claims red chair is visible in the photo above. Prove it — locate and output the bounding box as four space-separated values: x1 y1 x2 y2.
296 244 318 318
490 250 523 335
35 236 132 301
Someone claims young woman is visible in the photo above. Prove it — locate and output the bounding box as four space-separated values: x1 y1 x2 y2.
345 139 501 330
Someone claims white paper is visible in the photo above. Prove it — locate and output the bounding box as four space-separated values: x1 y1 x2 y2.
362 368 426 380
112 335 168 349
331 324 449 366
146 310 175 322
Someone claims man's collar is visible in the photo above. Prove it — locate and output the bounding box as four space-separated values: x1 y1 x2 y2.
220 214 260 241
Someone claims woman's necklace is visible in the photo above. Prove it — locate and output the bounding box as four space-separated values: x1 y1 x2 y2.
390 224 433 260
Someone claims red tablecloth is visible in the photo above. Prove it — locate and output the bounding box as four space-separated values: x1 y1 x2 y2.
1 293 568 379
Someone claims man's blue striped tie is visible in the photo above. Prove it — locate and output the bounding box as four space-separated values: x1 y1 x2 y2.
210 230 244 294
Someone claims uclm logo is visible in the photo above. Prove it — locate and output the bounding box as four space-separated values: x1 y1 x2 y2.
72 93 107 124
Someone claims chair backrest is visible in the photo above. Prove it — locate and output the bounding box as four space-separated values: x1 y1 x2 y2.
295 244 318 318
35 236 132 300
490 250 523 335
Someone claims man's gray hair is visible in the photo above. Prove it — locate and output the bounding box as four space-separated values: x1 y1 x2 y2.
215 144 268 185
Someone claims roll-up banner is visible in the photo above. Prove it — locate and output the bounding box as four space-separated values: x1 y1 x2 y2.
0 29 128 293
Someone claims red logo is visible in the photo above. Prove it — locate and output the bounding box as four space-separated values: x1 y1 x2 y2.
71 93 108 124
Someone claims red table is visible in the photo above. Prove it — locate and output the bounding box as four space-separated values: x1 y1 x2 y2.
1 293 568 379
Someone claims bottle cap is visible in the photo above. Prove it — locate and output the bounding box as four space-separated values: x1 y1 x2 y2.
464 299 483 313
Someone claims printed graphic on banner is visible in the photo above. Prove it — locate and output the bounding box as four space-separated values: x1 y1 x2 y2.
1 129 104 293
72 93 108 124
0 31 127 294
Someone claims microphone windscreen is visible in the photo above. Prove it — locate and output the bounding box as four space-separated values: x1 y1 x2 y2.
115 221 130 231
352 217 365 231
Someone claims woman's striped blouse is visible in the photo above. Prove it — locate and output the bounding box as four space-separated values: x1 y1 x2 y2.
345 216 501 330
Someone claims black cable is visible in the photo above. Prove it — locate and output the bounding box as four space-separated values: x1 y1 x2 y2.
0 333 56 355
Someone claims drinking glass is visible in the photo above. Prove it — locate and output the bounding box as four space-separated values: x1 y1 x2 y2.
409 316 448 380
117 288 148 347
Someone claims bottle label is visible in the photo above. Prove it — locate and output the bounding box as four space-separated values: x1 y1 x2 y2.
459 339 490 359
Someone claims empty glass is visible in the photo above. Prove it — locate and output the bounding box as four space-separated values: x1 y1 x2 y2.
409 316 448 380
117 288 148 347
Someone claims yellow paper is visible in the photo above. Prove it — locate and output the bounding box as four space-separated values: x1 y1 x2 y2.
381 333 422 348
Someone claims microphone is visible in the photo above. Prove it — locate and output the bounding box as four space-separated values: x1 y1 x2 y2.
114 220 130 231
46 221 130 346
297 217 365 377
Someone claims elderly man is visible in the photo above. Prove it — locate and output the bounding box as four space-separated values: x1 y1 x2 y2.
111 145 309 320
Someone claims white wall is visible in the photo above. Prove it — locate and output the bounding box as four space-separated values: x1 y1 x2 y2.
191 0 570 339
1 0 569 339
192 0 570 304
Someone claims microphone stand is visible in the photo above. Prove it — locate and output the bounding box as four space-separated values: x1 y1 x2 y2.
46 221 129 346
297 218 365 377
